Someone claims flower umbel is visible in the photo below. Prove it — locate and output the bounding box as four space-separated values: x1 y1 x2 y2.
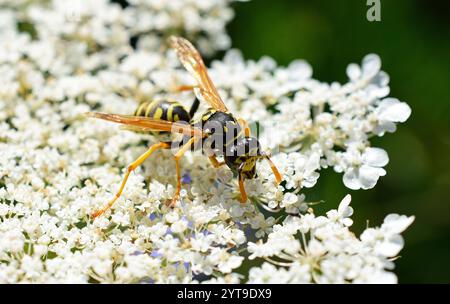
0 0 413 283
247 195 414 283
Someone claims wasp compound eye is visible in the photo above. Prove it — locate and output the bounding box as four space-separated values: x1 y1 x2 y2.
237 136 262 157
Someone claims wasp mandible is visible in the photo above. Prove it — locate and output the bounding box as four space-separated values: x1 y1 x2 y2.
87 36 282 219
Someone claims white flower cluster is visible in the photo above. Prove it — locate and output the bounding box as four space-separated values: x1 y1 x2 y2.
126 0 241 55
247 195 414 283
0 0 413 283
210 50 412 190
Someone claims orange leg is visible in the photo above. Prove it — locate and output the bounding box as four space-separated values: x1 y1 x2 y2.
167 136 199 207
209 156 225 168
238 173 247 203
265 155 282 185
91 142 170 219
237 118 251 137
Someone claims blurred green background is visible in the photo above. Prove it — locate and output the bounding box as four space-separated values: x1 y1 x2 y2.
227 0 450 283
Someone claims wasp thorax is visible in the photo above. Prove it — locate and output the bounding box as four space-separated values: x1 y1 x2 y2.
201 115 242 157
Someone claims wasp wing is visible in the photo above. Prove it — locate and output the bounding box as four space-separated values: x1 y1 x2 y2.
85 112 204 137
168 36 229 112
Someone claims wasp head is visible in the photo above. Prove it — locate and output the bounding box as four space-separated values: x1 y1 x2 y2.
225 136 266 179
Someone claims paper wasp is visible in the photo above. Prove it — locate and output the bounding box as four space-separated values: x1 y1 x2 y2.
87 36 282 219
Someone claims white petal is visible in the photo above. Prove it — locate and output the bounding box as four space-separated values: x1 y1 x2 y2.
346 63 361 81
305 153 320 172
343 168 362 190
360 228 376 243
382 214 415 234
223 49 244 65
372 71 390 87
338 194 353 218
308 239 326 256
259 56 277 70
362 54 381 78
369 272 398 284
375 235 404 257
374 121 397 136
358 165 386 189
288 60 313 79
369 85 390 98
363 147 389 167
378 98 412 122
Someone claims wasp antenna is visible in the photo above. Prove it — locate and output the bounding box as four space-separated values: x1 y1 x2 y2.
260 150 272 158
264 155 282 185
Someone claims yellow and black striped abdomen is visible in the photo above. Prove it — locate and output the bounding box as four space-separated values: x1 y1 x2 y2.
134 100 191 140
134 100 191 122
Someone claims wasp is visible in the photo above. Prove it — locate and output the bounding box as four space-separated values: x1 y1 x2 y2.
87 36 282 219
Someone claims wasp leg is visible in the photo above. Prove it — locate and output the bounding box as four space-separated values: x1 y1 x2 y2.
237 118 251 137
189 97 200 118
238 172 248 203
167 136 199 207
209 156 225 168
91 142 170 219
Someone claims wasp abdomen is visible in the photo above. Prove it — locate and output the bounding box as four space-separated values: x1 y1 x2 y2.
135 100 190 122
134 100 191 140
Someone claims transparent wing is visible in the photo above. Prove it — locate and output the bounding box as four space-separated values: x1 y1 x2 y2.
168 36 229 112
85 112 204 137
